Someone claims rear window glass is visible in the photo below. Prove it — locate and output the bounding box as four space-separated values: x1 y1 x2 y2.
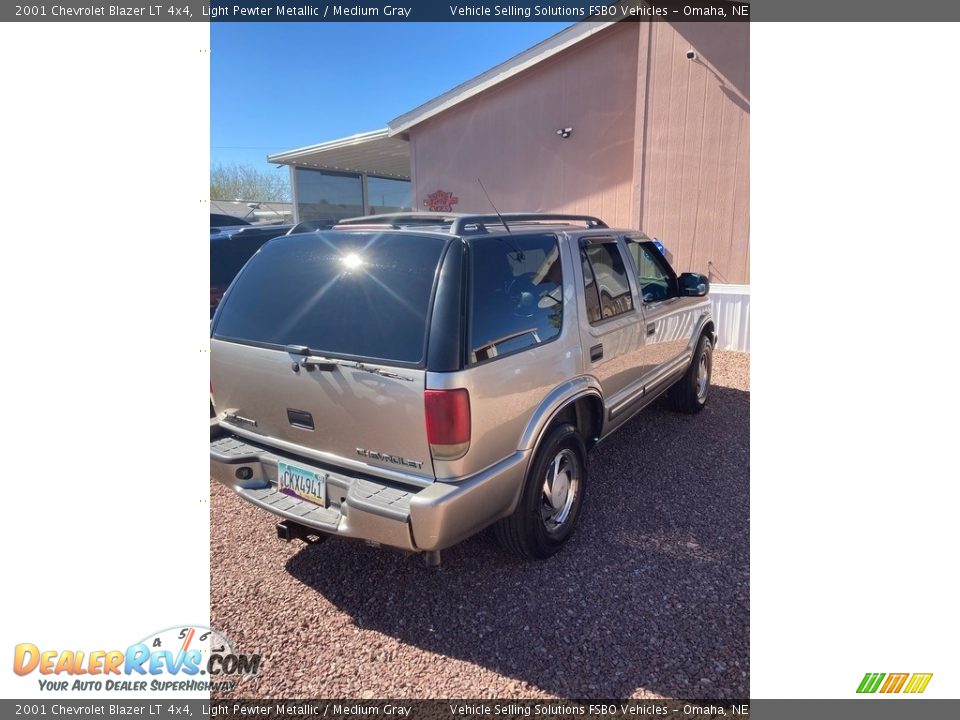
469 234 563 363
213 232 446 365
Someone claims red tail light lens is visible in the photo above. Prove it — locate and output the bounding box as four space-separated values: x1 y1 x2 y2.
425 389 471 461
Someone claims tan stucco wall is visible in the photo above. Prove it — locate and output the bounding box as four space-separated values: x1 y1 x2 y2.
407 21 750 284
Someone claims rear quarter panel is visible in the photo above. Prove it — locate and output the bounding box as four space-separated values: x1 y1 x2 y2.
426 236 583 480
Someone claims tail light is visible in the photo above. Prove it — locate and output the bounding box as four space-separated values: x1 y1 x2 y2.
425 389 471 461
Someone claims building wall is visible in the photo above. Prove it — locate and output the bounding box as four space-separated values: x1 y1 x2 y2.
407 20 749 284
408 22 640 227
633 22 750 284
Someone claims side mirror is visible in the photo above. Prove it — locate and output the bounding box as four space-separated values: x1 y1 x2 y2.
679 272 709 297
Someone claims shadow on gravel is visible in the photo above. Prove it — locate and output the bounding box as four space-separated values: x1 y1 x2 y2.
285 385 749 699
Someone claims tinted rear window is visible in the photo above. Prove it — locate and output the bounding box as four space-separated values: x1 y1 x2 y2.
469 234 563 363
213 231 446 365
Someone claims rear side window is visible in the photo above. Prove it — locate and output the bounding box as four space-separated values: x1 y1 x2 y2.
213 231 446 365
580 241 634 323
469 234 563 363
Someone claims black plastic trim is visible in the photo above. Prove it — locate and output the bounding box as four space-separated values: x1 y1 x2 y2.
426 240 466 372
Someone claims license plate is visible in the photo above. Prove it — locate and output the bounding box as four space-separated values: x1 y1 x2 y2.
277 461 326 507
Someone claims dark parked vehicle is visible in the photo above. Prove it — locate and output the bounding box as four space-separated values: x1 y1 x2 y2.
210 224 292 317
286 220 329 235
210 213 251 230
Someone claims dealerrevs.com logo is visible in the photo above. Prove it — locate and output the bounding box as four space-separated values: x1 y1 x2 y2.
13 625 260 693
857 672 933 694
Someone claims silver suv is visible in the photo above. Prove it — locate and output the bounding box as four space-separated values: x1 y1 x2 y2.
210 213 715 562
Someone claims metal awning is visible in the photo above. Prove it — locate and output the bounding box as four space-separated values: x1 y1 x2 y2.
267 129 410 179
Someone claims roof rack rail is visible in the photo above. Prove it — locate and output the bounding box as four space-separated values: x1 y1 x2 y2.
334 212 608 235
331 223 401 230
449 213 607 234
337 212 461 227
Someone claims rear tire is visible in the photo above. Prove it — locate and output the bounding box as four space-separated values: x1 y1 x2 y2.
495 423 586 560
669 333 713 414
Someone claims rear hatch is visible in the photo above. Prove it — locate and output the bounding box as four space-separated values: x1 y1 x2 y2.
211 230 449 483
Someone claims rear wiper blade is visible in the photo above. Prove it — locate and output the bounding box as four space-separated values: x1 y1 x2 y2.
336 360 415 382
286 346 414 382
285 345 339 371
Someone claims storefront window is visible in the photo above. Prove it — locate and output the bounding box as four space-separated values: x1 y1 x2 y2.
295 168 363 227
367 176 411 215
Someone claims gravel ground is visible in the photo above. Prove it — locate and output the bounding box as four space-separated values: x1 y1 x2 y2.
211 350 749 700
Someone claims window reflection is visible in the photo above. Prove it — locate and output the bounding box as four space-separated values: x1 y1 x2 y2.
581 243 634 322
294 168 412 226
628 241 674 303
368 176 412 214
295 168 363 226
470 235 563 363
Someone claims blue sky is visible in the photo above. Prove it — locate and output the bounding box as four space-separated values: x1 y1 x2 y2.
211 23 572 174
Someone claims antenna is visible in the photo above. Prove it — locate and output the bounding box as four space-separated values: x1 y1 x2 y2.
477 178 511 233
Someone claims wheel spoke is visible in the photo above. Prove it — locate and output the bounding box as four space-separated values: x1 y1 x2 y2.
696 353 710 399
539 449 578 531
543 454 561 503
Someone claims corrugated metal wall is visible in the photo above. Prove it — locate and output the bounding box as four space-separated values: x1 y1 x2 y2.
710 284 750 352
632 22 750 285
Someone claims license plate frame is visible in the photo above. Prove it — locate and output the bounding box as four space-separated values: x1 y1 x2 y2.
277 461 327 508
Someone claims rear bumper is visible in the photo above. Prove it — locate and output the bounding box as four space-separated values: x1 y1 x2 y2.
210 423 530 552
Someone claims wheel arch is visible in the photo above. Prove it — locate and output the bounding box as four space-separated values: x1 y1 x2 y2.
701 319 716 344
687 309 716 353
519 377 605 455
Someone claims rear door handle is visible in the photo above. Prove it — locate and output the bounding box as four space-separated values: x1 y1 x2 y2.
590 344 603 361
646 323 656 336
287 408 315 430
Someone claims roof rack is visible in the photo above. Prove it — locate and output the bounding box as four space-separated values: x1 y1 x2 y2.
336 212 607 235
449 213 607 234
337 212 462 228
331 223 401 231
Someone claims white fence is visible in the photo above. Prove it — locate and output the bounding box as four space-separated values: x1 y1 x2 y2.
710 284 750 353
